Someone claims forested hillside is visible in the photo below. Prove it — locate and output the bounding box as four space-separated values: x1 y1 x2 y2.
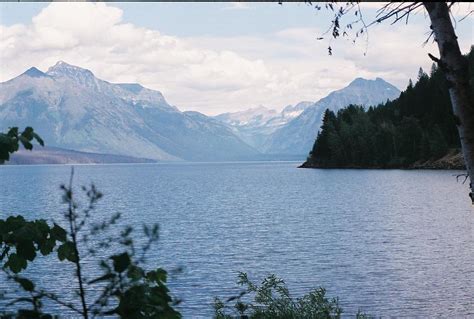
302 47 474 169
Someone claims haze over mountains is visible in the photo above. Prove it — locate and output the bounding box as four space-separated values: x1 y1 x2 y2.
0 62 258 161
214 101 313 150
214 78 401 155
0 62 400 162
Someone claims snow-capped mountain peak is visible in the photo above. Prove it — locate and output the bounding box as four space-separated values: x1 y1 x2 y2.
281 101 313 118
214 105 278 127
213 101 313 150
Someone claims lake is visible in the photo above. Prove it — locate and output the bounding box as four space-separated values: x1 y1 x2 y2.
0 162 473 317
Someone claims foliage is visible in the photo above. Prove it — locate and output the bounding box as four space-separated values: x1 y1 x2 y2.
306 48 474 168
0 127 44 164
0 170 181 319
0 216 66 274
213 272 345 319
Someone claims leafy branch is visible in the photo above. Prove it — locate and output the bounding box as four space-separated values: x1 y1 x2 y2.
0 169 181 318
0 127 44 164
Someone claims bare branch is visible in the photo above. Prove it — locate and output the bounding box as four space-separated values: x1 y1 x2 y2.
371 2 424 27
422 31 435 46
455 173 469 184
428 53 440 63
459 9 474 22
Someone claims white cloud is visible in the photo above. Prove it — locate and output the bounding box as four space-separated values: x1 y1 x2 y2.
0 2 471 115
0 3 274 114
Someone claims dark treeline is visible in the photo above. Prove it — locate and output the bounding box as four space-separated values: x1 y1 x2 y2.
304 47 474 168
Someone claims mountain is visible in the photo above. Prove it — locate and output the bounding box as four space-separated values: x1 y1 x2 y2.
214 105 279 128
0 62 259 161
263 78 401 156
1 63 402 161
213 101 313 149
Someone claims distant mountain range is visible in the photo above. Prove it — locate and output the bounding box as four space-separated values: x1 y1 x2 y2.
0 62 258 161
0 62 400 163
213 101 313 150
214 78 401 156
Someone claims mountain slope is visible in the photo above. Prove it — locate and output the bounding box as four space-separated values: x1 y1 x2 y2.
8 146 157 165
263 78 401 155
0 62 259 161
214 106 279 128
213 102 313 150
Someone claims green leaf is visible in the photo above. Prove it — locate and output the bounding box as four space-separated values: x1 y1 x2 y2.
19 136 33 150
0 219 7 236
127 265 144 281
0 152 8 163
16 241 36 261
6 253 27 273
7 127 18 138
5 215 26 232
111 252 131 273
147 268 167 283
51 223 67 242
14 277 35 292
21 127 34 140
34 219 49 233
57 241 77 262
13 223 37 242
39 238 56 256
32 132 44 146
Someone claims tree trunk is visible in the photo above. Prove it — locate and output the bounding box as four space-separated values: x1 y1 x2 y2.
424 2 474 203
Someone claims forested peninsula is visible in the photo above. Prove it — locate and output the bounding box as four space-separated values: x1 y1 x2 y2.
301 47 474 170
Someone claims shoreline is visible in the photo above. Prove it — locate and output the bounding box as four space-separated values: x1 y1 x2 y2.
299 149 466 170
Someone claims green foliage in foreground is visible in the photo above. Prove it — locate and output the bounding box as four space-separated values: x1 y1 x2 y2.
307 48 474 168
0 127 44 164
0 216 67 273
0 171 181 319
214 273 371 319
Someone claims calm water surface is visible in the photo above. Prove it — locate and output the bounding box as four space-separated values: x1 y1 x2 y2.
0 162 473 318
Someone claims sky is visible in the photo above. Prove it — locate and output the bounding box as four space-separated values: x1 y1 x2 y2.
0 2 472 115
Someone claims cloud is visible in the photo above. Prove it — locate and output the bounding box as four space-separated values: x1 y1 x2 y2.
0 3 273 113
0 2 471 115
185 21 468 103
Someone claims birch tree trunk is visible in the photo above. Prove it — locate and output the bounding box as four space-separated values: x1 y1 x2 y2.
424 2 474 203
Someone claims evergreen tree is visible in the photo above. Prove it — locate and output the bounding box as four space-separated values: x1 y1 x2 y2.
304 48 473 168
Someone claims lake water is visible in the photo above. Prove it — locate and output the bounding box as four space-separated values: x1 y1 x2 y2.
0 162 473 318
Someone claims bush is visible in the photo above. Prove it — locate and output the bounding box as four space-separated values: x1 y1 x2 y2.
214 272 343 319
0 169 181 318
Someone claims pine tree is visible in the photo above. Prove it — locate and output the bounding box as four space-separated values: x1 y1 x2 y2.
303 48 473 169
